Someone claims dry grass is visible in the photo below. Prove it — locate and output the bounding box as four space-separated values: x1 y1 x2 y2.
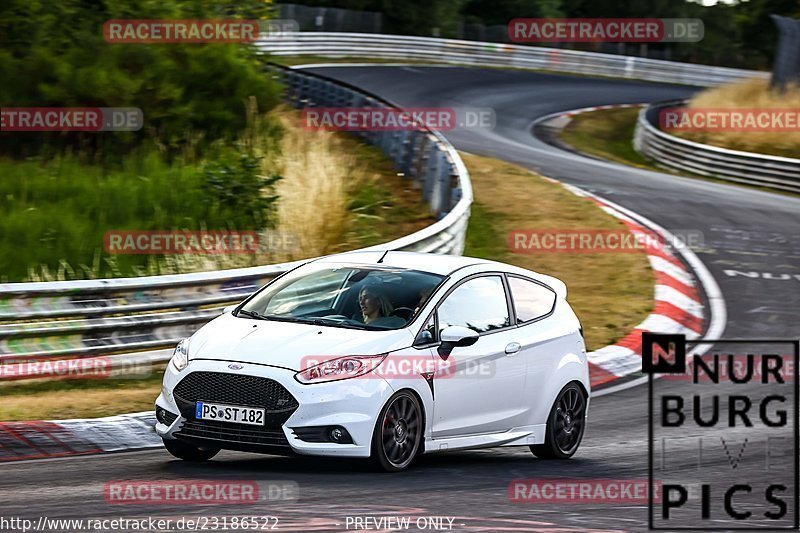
267 109 435 259
269 111 356 259
461 153 654 350
0 373 164 421
677 78 800 158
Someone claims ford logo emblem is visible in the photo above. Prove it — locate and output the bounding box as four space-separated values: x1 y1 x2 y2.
228 364 244 370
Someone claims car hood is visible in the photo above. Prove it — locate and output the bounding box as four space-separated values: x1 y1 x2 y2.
188 312 415 371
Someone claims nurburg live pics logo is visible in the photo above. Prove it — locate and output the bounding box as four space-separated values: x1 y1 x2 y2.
644 332 800 530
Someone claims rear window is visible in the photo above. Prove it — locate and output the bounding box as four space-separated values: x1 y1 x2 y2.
508 276 556 323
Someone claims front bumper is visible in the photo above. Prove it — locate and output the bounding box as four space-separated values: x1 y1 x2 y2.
155 359 395 458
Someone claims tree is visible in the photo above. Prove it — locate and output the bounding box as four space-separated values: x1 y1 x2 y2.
0 0 281 159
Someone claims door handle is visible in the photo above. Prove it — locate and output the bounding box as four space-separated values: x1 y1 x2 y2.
505 342 521 355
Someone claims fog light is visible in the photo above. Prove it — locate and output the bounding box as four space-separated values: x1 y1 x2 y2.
156 407 178 426
328 426 352 443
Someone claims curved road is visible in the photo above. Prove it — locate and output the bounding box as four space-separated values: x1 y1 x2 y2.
2 67 799 532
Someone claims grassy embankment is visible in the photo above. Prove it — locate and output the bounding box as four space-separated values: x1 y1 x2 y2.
674 78 800 159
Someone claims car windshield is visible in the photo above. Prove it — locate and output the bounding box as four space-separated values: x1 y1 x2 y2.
236 264 445 330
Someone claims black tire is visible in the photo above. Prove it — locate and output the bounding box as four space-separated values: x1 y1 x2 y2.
162 438 220 462
370 391 423 472
530 383 587 459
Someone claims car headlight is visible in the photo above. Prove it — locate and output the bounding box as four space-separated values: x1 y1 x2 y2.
294 354 388 384
170 338 190 371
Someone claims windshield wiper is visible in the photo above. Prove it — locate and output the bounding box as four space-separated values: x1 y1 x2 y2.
238 311 372 330
252 314 309 324
262 314 370 330
237 309 270 320
263 315 334 326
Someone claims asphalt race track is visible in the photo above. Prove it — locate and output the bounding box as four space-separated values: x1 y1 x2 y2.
2 66 799 532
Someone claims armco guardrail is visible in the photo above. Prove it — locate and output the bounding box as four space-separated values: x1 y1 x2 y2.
258 32 765 87
0 64 472 377
634 100 800 193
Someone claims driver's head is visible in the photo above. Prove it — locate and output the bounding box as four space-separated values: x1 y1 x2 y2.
359 285 393 322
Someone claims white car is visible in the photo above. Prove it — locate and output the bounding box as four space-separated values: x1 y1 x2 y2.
155 251 590 472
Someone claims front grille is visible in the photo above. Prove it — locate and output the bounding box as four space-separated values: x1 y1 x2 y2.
172 371 299 450
176 420 290 448
173 371 298 412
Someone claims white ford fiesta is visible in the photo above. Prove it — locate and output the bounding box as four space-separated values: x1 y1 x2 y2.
155 250 590 471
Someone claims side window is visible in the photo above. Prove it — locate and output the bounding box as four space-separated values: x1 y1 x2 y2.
508 276 556 323
437 276 510 334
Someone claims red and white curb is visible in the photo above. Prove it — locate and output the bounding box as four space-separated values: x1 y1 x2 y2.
535 101 725 393
555 182 715 389
0 412 158 462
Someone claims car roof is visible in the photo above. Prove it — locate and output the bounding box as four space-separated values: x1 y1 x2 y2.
311 250 491 276
310 250 568 299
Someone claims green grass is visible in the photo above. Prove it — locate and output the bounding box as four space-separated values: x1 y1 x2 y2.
560 108 652 168
0 145 278 282
463 203 509 260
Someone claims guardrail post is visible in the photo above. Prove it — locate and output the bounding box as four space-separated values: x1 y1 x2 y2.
438 158 454 218
415 136 432 188
400 131 420 178
423 142 443 207
391 130 408 170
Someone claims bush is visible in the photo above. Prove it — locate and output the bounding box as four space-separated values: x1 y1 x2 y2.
0 145 282 282
0 0 281 160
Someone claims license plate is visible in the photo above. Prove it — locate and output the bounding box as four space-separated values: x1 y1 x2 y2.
195 401 265 426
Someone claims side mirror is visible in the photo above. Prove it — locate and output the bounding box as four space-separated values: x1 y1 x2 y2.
414 329 434 347
222 305 236 314
437 325 479 359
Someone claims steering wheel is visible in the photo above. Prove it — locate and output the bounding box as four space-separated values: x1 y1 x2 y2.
390 307 415 321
